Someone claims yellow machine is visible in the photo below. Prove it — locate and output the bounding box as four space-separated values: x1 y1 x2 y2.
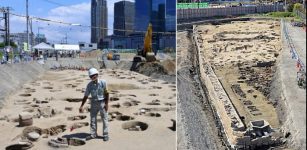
134 23 156 62
107 50 120 60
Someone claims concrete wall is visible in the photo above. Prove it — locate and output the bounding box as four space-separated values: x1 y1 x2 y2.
177 5 284 20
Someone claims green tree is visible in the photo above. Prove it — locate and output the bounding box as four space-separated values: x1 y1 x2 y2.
293 3 303 12
0 43 4 48
0 41 17 48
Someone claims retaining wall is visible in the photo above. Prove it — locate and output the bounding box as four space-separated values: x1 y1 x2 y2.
193 26 245 148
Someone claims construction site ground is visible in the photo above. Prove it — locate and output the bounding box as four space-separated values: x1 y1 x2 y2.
0 53 176 150
196 19 282 129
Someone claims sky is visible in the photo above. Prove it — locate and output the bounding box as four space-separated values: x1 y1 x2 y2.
0 0 134 44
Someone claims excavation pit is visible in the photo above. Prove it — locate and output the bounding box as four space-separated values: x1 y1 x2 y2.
152 86 162 89
111 104 121 108
19 94 31 97
5 142 33 150
145 113 161 117
68 138 86 146
122 101 137 107
109 111 123 118
65 98 83 102
43 87 53 89
31 104 39 108
164 102 176 106
146 102 160 105
110 97 120 101
116 115 134 121
149 94 159 96
122 121 149 131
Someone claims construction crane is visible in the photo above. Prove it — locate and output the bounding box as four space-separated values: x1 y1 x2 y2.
133 23 156 62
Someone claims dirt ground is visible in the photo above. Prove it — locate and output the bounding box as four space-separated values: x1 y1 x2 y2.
0 69 176 150
177 31 224 150
196 20 282 128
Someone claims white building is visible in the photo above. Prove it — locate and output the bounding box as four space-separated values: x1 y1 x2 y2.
78 42 97 51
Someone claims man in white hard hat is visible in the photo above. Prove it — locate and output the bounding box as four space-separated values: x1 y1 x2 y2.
79 68 109 141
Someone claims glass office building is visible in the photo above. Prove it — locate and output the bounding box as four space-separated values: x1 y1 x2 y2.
114 1 135 36
151 0 165 32
135 0 175 33
165 0 176 32
134 0 151 32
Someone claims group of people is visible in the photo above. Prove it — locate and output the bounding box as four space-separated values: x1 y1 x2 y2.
1 50 31 64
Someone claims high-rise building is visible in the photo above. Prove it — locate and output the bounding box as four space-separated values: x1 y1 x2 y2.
165 0 176 32
133 0 176 51
113 1 135 36
134 0 151 32
134 0 175 33
91 0 108 48
151 0 165 32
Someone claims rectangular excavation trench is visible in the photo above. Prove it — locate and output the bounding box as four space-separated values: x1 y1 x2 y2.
192 19 283 149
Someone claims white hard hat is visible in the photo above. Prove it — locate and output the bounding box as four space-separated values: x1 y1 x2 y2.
88 68 99 76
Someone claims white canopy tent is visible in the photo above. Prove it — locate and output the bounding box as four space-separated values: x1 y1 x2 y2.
53 44 80 58
54 44 80 51
32 42 54 55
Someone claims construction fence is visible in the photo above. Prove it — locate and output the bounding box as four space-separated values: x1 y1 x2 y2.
177 5 284 20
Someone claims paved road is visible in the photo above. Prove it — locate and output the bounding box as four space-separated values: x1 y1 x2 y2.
280 21 306 149
177 31 222 150
286 22 306 68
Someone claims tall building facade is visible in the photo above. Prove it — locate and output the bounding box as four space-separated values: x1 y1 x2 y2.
134 0 151 32
134 0 176 33
151 0 165 32
113 1 135 36
91 0 108 48
165 0 176 32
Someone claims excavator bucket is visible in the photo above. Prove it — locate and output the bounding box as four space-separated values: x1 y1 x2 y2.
146 52 156 62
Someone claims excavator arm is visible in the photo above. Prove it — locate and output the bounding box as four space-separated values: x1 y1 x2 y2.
143 23 153 55
143 23 156 62
133 23 156 62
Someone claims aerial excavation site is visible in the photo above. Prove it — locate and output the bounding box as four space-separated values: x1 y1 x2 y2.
177 18 306 150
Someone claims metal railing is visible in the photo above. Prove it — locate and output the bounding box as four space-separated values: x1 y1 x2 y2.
294 9 306 23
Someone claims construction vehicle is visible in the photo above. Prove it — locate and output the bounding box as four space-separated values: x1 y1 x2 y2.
133 23 156 62
107 50 120 60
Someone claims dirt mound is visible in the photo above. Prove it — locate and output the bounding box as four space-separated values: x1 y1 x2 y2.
134 60 175 76
81 50 101 58
160 60 176 75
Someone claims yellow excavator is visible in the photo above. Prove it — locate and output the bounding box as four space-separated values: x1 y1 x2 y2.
133 23 156 62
